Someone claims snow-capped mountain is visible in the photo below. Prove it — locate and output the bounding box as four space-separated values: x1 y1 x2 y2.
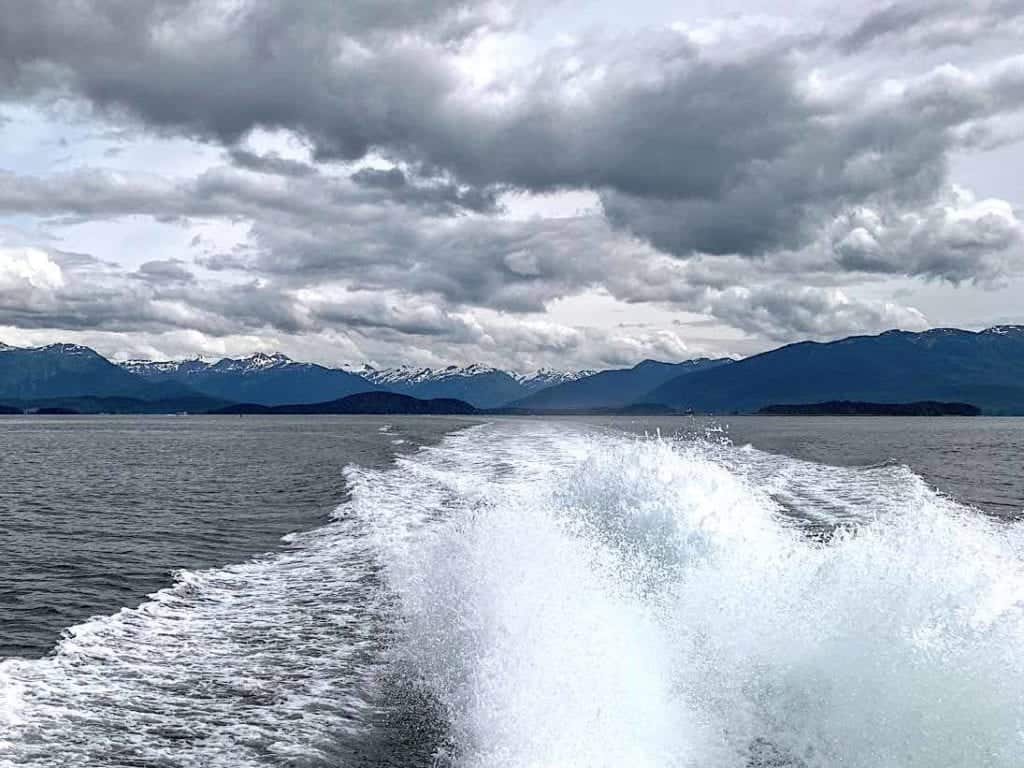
354 363 591 387
124 353 310 378
347 364 519 408
7 323 1024 412
123 357 591 409
121 358 214 378
37 343 98 356
355 363 495 385
207 352 306 374
0 342 197 401
984 325 1024 336
515 368 597 393
510 357 734 410
120 353 374 406
345 363 596 408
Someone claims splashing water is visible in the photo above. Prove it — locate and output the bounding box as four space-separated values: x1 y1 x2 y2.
2 421 1023 766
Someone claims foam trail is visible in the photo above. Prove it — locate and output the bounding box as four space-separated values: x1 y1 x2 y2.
3 421 1024 767
352 422 1024 767
0 508 416 766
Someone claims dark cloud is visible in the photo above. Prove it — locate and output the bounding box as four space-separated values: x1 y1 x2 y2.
839 1 1024 53
0 0 483 153
2 1 1023 364
350 166 500 214
226 148 317 178
0 162 490 223
134 259 195 283
3 1 1022 269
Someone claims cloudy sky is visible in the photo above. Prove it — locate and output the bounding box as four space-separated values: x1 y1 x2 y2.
1 0 1022 371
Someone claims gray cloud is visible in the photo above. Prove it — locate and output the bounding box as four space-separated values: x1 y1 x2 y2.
839 1 1024 53
0 0 481 153
831 190 1023 283
226 148 317 178
1 1 1022 366
134 259 195 283
3 1 1023 273
698 284 928 341
0 210 933 363
3 4 1023 241
350 167 501 214
0 244 709 370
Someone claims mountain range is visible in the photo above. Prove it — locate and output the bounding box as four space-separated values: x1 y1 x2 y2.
507 358 732 410
0 344 205 403
121 353 374 407
120 355 593 409
1 325 1023 414
646 326 1024 415
346 364 593 408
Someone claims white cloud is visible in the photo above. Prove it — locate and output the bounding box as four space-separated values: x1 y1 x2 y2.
831 186 1024 282
0 247 64 291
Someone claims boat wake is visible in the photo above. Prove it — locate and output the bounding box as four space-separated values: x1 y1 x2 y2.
2 421 1023 766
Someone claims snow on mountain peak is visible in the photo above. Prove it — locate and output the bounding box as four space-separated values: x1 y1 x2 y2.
210 352 296 373
122 358 212 374
245 352 292 368
39 343 97 356
984 325 1024 336
515 368 597 389
349 363 595 394
354 363 504 385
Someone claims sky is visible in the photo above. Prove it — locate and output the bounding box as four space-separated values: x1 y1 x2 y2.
0 0 1022 372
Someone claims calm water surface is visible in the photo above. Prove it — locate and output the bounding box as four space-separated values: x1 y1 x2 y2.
0 415 475 658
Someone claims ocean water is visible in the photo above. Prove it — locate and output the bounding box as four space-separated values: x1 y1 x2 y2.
1 415 1023 766
0 416 473 658
609 415 1024 519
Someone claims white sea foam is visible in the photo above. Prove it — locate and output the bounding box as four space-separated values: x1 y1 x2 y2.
2 421 1023 767
355 423 1024 767
0 508 397 766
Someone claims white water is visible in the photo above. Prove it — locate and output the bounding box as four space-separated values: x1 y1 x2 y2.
3 421 1024 766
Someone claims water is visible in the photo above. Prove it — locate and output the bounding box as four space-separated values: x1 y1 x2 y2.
1 415 1023 766
610 415 1024 519
0 416 474 658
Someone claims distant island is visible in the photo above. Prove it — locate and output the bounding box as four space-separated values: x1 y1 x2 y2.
212 391 478 415
757 401 981 416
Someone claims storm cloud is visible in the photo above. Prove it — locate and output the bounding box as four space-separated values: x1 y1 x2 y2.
0 0 1023 366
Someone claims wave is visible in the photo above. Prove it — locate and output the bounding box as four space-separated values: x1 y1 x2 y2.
359 423 1024 767
2 422 1024 766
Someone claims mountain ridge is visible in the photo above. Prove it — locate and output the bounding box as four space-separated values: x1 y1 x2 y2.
508 357 735 410
647 326 1024 415
125 356 595 408
0 342 200 402
121 353 376 406
3 326 1023 414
